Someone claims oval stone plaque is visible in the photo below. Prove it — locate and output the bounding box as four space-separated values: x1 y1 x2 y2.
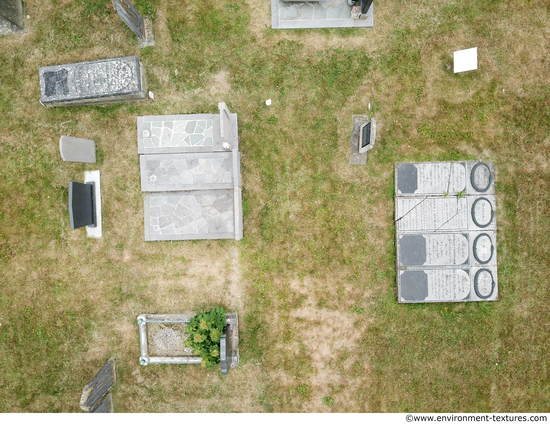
474 269 495 299
471 197 493 228
473 233 494 264
471 162 492 192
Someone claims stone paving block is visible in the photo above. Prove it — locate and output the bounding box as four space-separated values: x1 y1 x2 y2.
144 190 237 241
60 136 96 163
140 152 234 192
39 56 147 107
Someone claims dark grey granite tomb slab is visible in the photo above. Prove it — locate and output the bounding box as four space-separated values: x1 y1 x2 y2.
395 162 498 303
80 357 116 412
39 56 147 107
272 0 373 29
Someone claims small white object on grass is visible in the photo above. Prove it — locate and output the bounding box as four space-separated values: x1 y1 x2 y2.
265 99 272 106
368 103 371 111
149 91 155 100
453 47 478 73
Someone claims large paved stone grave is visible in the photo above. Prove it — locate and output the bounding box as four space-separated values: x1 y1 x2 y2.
39 56 147 107
395 161 498 303
138 103 242 241
272 0 373 29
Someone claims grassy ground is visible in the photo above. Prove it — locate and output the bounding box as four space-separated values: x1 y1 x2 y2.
0 0 549 413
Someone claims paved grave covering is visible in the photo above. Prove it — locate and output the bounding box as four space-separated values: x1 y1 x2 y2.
138 104 242 241
272 0 373 29
395 161 498 303
39 56 147 107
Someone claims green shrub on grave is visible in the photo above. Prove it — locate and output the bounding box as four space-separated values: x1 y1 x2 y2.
184 307 229 368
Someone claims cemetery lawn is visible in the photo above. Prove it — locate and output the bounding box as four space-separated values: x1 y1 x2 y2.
1 0 549 413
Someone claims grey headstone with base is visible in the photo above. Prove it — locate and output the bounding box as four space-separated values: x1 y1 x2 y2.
350 115 375 165
39 56 147 107
0 0 24 33
80 357 116 412
395 161 498 303
60 136 96 163
113 0 154 48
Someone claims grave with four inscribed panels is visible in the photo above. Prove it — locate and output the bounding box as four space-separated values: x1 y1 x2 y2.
395 161 498 304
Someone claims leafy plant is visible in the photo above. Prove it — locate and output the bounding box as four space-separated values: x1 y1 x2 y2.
184 307 229 368
322 396 334 406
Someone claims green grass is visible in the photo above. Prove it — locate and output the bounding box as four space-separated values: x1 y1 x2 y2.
0 0 549 413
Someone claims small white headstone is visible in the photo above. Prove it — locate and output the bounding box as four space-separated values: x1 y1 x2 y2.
453 47 478 73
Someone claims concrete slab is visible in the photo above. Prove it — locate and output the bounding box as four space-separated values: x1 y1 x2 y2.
60 136 96 163
272 0 373 29
350 115 368 165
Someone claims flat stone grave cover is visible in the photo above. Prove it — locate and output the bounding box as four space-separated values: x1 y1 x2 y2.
39 56 147 107
60 136 96 163
144 190 239 241
140 152 235 192
272 0 373 29
395 161 498 303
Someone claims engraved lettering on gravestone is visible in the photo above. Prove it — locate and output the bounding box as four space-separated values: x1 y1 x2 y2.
473 233 493 264
400 162 466 195
74 61 134 96
474 269 494 299
44 70 69 97
471 197 493 228
471 162 492 192
427 269 470 301
399 234 469 266
396 197 468 231
0 0 25 29
113 0 145 39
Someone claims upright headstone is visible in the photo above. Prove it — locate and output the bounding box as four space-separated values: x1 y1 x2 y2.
113 0 154 48
80 357 116 413
350 115 376 165
395 161 498 303
0 0 24 33
358 119 376 154
39 56 148 107
60 136 96 163
69 181 96 229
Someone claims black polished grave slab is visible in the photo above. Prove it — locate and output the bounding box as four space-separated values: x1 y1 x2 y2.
69 182 96 229
39 56 147 107
80 358 116 412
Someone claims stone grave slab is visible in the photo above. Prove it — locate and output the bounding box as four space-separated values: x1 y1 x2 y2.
454 47 478 73
137 313 239 371
60 136 96 163
80 357 116 412
113 0 155 47
272 0 373 29
395 162 498 303
144 189 242 241
90 393 113 413
39 56 147 107
0 0 25 34
140 152 235 192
